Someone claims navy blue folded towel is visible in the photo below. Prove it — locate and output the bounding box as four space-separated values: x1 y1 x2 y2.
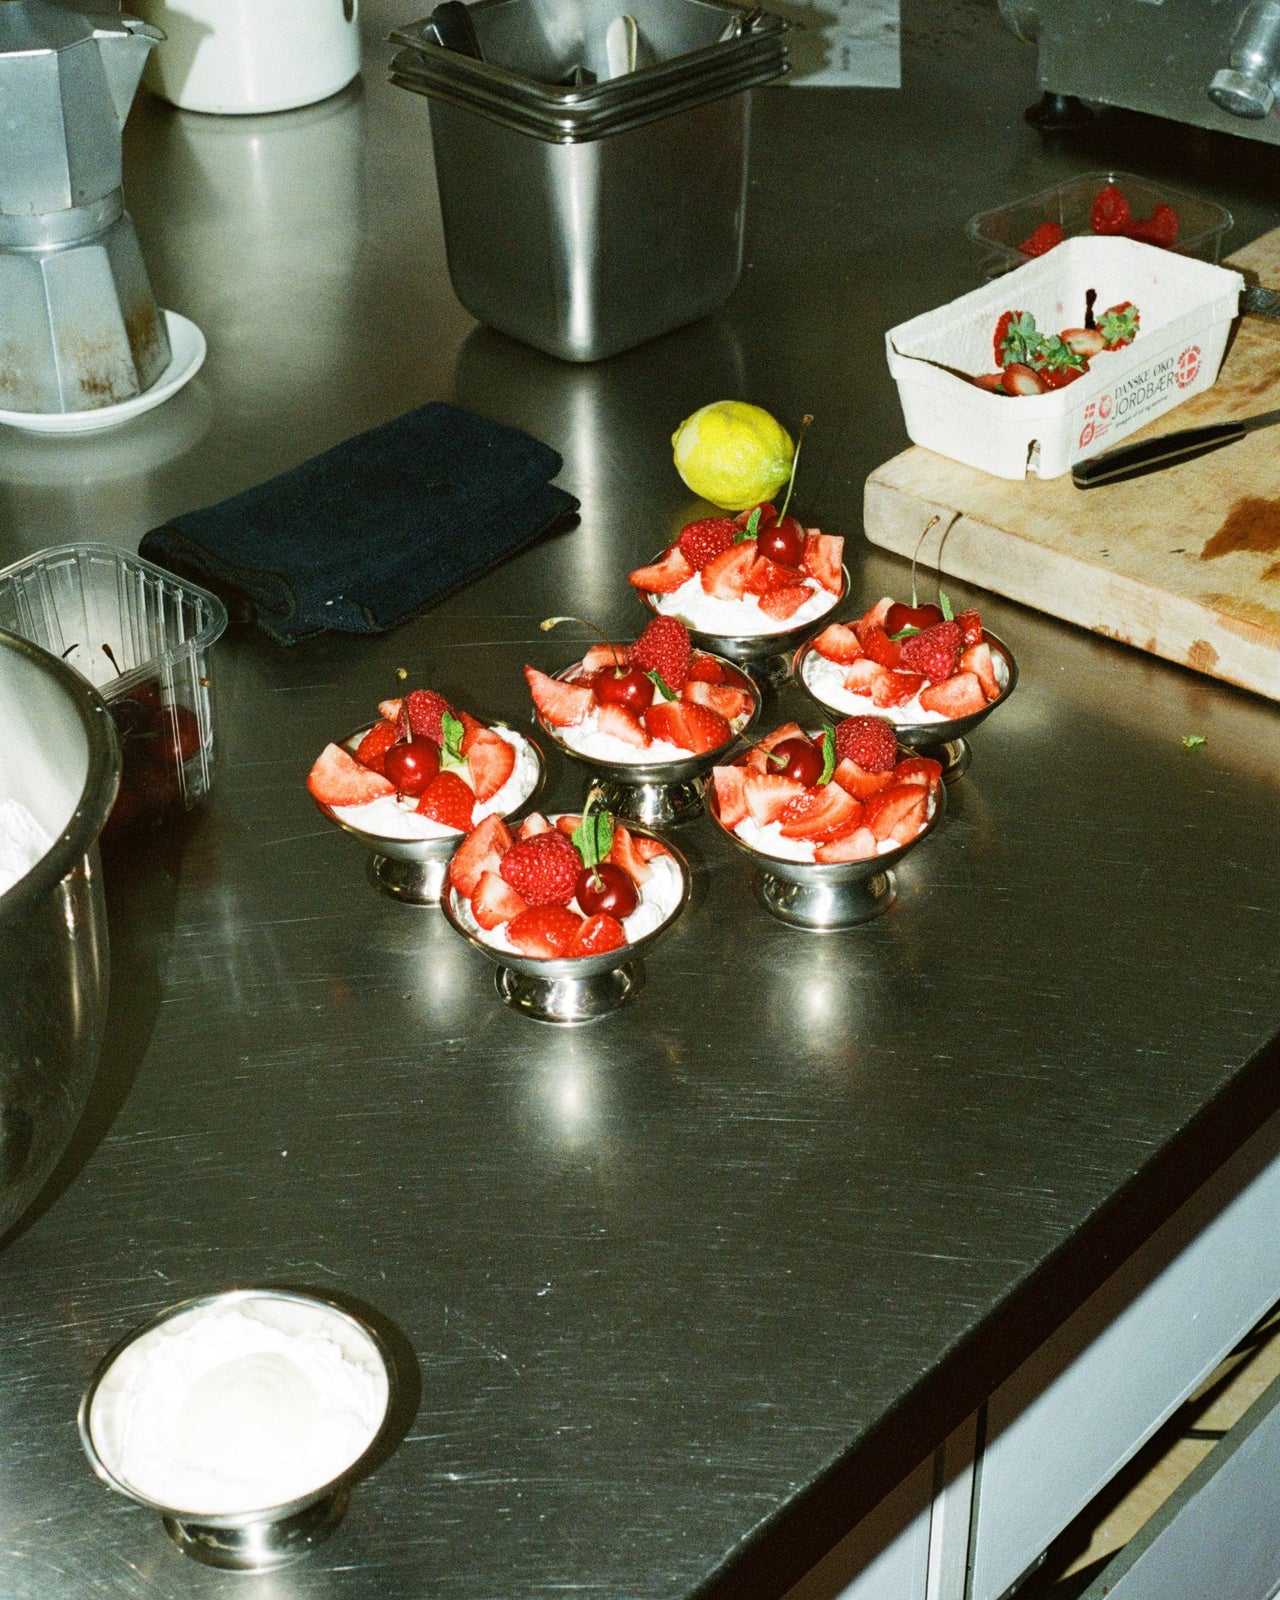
140 403 579 644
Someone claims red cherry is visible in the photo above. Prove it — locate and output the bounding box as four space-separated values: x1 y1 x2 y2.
157 704 202 766
593 664 655 715
767 735 823 786
884 601 945 635
574 862 638 919
383 737 440 797
756 514 805 567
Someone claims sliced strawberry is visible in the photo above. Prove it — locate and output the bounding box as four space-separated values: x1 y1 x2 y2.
863 784 929 845
712 766 748 827
700 542 756 599
581 643 626 675
1061 327 1106 359
457 710 488 753
1002 363 1048 396
629 546 694 594
518 812 553 839
918 672 986 719
745 557 806 596
607 824 652 886
801 533 844 595
471 869 529 930
858 623 901 669
525 666 593 728
955 609 984 647
759 722 807 752
810 623 863 664
507 906 584 958
759 585 813 621
842 658 885 697
777 784 862 841
378 697 403 722
596 701 651 748
645 699 733 755
555 814 581 835
466 728 517 802
416 771 476 831
354 719 399 775
815 826 879 863
960 641 1002 700
856 597 894 631
742 772 805 824
972 372 1008 392
632 835 670 860
894 756 944 789
682 679 753 723
685 653 727 684
449 813 515 895
735 501 776 528
872 670 926 709
565 913 628 957
832 758 897 801
308 743 396 807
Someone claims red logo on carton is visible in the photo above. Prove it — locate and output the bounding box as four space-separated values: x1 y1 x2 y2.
1078 395 1114 451
1098 394 1113 420
1176 346 1202 388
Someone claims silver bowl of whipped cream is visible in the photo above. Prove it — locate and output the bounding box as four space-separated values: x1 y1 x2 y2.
79 1288 397 1569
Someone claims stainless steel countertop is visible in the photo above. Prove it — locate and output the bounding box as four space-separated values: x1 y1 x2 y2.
3 3 1280 1597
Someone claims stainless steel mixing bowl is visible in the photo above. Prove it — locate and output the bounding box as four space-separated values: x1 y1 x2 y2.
0 626 120 1242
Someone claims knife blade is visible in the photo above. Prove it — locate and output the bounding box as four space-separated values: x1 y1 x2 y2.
1072 405 1280 488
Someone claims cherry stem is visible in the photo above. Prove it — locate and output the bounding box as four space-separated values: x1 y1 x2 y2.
101 642 125 677
909 514 941 610
541 615 624 668
775 413 813 525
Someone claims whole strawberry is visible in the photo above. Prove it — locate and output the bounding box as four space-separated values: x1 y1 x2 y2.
399 688 452 744
626 616 691 692
676 517 735 571
898 621 963 682
834 715 898 773
499 830 582 908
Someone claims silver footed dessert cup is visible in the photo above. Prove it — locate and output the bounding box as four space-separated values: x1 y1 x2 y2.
792 632 1018 782
312 722 545 904
636 562 850 688
533 656 760 829
441 824 692 1025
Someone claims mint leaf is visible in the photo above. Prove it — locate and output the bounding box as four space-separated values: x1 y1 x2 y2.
734 506 763 544
938 590 954 622
440 711 467 771
572 808 614 870
1182 734 1207 751
888 626 921 642
819 725 836 786
646 669 677 702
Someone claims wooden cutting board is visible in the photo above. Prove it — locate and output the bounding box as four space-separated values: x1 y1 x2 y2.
862 228 1280 700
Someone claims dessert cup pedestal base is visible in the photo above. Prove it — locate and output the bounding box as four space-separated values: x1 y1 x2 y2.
740 650 794 690
494 960 645 1024
591 773 707 828
906 736 970 782
753 867 896 929
163 1489 349 1570
368 852 447 904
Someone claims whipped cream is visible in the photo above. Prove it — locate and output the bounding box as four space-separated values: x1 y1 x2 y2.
331 727 538 839
652 572 837 638
88 1294 388 1516
455 849 685 955
555 710 713 767
0 798 52 896
801 650 1008 726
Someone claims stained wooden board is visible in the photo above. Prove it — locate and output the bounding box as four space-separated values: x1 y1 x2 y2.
863 229 1280 700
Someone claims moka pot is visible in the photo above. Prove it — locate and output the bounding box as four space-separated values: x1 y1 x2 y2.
0 1 169 415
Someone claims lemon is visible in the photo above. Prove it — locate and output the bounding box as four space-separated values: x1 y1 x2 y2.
671 401 794 511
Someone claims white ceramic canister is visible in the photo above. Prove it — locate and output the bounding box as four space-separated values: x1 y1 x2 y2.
134 0 360 115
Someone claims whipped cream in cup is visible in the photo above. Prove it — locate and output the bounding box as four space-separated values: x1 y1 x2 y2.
651 572 838 638
455 848 685 955
799 647 1010 726
330 725 539 838
82 1291 391 1520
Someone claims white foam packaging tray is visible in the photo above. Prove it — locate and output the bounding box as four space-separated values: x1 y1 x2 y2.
885 237 1243 480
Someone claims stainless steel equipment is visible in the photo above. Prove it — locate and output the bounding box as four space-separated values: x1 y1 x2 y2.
391 0 789 360
0 0 169 413
1000 0 1280 146
0 627 118 1244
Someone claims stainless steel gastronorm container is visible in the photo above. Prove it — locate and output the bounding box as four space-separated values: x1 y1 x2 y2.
392 0 788 360
0 628 119 1243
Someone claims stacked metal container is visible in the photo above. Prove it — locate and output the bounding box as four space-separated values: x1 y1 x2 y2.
391 0 789 361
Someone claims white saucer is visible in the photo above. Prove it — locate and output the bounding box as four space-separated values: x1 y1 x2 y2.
0 311 206 435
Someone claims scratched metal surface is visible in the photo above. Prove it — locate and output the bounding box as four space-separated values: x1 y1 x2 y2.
2 2 1280 1597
